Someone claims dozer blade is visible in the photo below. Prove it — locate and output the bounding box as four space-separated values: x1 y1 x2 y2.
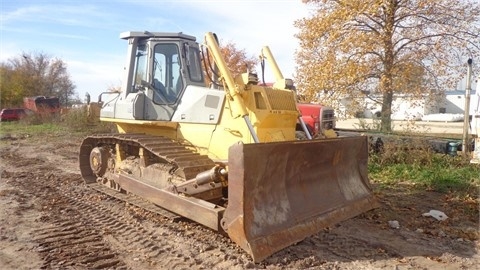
223 135 379 262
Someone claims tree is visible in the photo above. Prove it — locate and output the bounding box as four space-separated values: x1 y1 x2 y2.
0 52 76 108
295 0 480 131
0 64 23 107
202 40 258 86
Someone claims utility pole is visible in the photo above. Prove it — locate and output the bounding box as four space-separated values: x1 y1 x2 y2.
462 59 473 156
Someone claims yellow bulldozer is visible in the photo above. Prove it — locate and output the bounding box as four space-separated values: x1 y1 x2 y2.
79 31 377 262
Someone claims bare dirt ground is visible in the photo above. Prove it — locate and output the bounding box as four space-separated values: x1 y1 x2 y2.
0 130 479 270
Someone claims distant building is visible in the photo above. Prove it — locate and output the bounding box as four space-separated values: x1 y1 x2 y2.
338 89 478 121
443 90 478 115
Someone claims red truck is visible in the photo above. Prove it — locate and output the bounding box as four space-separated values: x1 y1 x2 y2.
297 103 336 138
0 108 29 121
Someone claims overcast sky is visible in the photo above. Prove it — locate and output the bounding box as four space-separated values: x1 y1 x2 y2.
1 0 312 101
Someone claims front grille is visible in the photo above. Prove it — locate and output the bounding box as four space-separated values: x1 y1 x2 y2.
321 109 336 129
263 88 298 111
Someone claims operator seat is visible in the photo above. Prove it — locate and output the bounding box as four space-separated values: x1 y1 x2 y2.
153 78 176 104
153 78 166 93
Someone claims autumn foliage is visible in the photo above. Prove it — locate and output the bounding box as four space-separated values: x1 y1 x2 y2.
201 40 258 86
295 0 480 131
1 52 76 108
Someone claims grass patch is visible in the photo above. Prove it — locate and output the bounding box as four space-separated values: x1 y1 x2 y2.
0 108 113 138
0 120 66 135
369 138 480 193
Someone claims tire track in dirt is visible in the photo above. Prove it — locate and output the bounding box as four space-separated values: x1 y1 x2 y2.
2 149 249 269
34 220 123 269
2 167 128 269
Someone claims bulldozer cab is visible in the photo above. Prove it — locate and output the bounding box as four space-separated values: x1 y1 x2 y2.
99 31 207 121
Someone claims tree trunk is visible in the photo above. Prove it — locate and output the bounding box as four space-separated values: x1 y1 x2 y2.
380 91 393 132
380 0 397 133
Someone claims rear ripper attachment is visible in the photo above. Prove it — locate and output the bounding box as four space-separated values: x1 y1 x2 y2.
79 134 378 262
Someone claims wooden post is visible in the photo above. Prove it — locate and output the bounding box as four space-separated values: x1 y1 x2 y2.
462 59 473 156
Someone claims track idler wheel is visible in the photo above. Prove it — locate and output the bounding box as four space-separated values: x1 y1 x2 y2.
89 147 109 177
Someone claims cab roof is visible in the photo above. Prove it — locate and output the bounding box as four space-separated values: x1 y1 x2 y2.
120 31 196 41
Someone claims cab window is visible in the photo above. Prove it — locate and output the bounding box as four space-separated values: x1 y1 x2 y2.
153 43 183 104
186 46 204 82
